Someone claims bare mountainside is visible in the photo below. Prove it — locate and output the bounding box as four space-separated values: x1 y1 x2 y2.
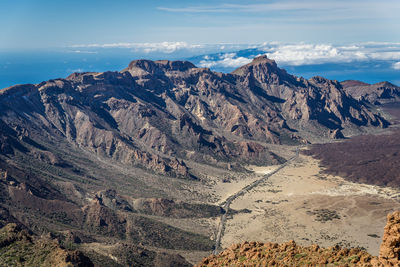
0 56 395 265
341 80 400 105
0 56 388 174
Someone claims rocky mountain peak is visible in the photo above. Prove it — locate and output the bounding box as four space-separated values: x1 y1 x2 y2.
249 55 277 66
309 75 338 85
231 55 297 88
0 58 391 178
231 55 278 76
154 60 197 71
125 59 196 76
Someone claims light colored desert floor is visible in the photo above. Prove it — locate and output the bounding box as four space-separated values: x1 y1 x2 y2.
216 154 400 256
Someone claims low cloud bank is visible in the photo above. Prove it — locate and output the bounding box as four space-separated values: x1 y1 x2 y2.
197 42 400 68
199 53 252 68
70 42 400 70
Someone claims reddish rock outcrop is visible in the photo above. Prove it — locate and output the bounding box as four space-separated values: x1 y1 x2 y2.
198 211 400 266
379 211 400 264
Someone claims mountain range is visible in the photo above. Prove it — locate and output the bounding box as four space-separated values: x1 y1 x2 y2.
0 55 398 266
0 56 390 175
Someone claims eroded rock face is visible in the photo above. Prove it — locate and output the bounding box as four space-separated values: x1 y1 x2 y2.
0 56 389 177
379 211 400 263
341 80 400 104
95 189 133 212
329 129 345 139
82 198 126 237
232 56 388 132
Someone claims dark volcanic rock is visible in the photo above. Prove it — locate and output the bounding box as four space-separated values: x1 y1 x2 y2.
304 130 400 187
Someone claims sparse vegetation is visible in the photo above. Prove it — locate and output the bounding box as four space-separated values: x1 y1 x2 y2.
0 223 93 266
307 209 341 222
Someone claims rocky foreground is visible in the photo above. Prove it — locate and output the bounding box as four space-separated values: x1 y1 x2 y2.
197 211 400 266
0 223 93 267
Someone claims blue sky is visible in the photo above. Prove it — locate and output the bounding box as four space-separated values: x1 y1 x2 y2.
1 0 399 88
1 0 400 50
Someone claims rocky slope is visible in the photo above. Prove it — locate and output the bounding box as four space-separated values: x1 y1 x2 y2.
0 223 93 267
232 57 388 137
0 222 192 267
0 161 215 266
341 80 400 104
0 56 388 177
82 242 191 267
197 211 400 266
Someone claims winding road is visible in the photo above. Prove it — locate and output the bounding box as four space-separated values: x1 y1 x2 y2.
213 147 300 254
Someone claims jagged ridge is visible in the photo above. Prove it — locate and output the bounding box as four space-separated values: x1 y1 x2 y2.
0 56 389 177
341 80 400 104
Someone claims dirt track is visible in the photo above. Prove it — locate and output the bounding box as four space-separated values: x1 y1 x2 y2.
213 148 299 254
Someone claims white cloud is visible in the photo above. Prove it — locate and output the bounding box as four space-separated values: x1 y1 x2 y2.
196 42 400 69
199 53 252 68
266 43 400 65
369 52 400 61
69 41 400 69
263 44 369 65
393 62 400 70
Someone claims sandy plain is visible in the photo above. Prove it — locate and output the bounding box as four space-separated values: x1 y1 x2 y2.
205 152 400 256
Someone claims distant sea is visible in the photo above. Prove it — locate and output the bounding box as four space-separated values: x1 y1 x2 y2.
1 49 399 89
